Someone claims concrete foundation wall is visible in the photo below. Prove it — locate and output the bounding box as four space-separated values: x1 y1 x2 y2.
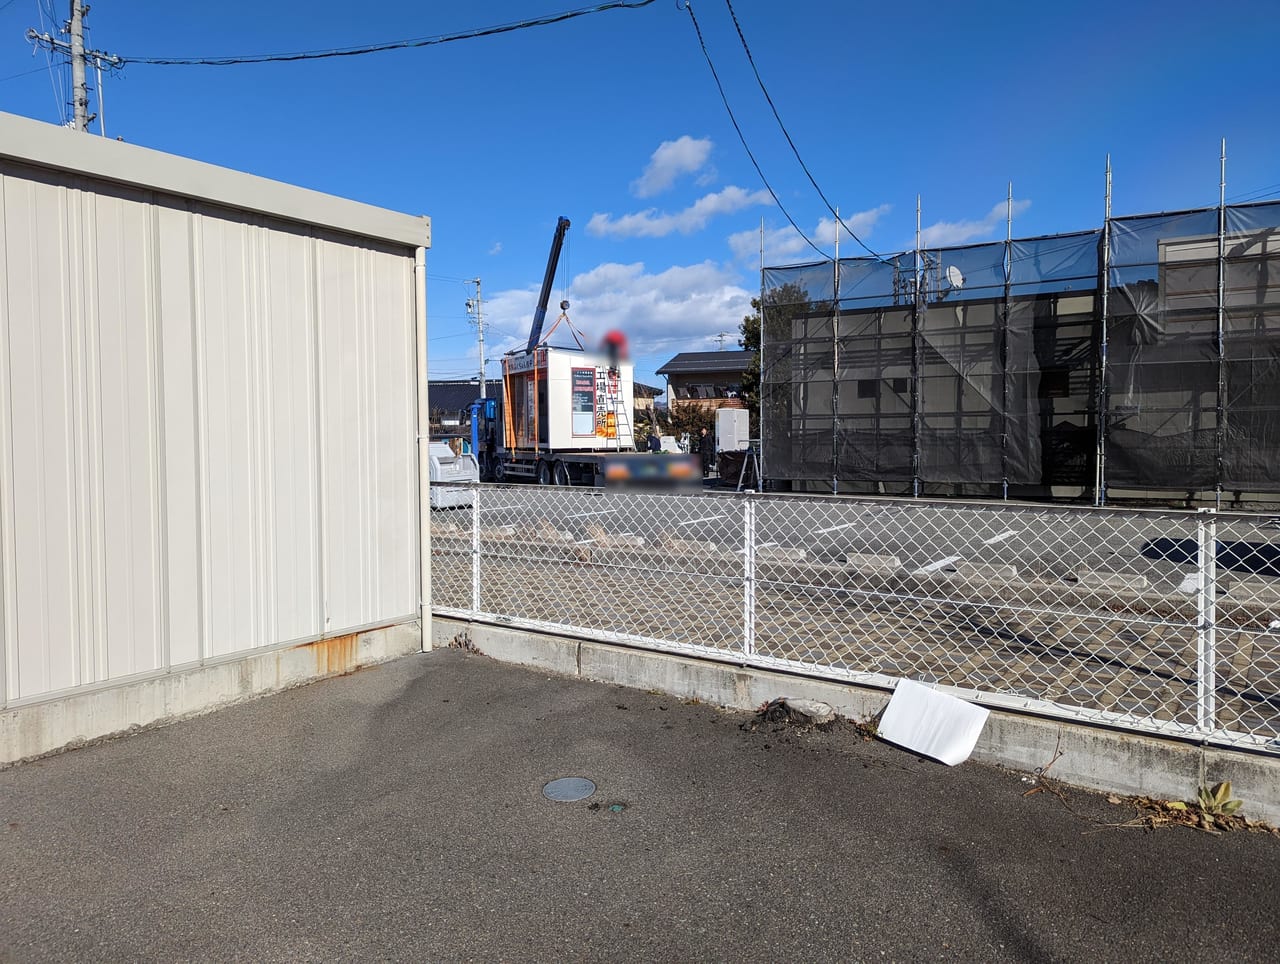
435 615 1280 825
1 621 420 766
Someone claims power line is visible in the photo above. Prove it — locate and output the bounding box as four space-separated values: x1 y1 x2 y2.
1226 182 1280 205
680 1 827 260
35 0 66 125
0 65 50 83
27 2 121 133
95 0 657 67
722 0 882 261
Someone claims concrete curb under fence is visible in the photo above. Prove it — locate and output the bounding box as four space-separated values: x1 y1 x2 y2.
5 611 1278 827
433 615 1280 826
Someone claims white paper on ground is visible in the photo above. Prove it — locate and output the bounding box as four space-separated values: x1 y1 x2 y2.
877 678 990 766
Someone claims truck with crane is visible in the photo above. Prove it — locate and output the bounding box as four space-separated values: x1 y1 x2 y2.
469 217 697 487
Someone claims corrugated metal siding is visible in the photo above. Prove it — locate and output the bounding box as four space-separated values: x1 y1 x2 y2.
0 160 420 705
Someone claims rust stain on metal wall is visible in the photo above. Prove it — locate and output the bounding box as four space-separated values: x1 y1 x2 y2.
297 633 360 677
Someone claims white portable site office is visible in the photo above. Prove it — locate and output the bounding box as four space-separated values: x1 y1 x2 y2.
0 110 431 738
504 346 636 451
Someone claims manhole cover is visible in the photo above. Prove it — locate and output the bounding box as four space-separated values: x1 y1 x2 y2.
543 777 596 802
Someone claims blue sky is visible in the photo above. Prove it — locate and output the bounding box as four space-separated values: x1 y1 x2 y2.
3 0 1278 389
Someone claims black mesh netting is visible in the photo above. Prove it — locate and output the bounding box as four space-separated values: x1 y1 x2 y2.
761 206 1280 495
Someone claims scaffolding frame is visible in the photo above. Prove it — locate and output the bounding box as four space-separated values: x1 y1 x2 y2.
761 172 1280 504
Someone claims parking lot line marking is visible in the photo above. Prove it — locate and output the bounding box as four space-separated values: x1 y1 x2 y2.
565 508 618 519
982 529 1018 546
912 554 962 575
479 505 522 513
816 522 859 535
1176 572 1199 594
678 514 730 526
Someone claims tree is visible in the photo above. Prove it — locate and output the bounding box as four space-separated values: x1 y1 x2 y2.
738 282 824 438
643 404 714 448
738 297 763 436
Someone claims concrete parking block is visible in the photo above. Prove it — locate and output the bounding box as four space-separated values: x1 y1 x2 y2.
950 561 1019 582
758 545 809 562
1075 568 1151 591
841 551 902 575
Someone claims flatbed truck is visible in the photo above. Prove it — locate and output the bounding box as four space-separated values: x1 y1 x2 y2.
469 217 696 487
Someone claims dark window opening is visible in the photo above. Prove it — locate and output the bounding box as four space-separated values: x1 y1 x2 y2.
1041 367 1070 399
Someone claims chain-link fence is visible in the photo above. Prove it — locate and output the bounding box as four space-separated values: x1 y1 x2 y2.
431 483 1280 752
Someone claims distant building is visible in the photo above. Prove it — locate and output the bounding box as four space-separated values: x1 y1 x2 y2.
634 382 664 413
656 350 751 412
427 379 502 436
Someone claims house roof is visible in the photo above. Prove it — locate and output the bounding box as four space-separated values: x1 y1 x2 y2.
635 382 664 398
655 350 753 376
428 380 503 414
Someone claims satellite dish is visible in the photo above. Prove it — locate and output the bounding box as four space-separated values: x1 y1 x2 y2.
946 265 965 289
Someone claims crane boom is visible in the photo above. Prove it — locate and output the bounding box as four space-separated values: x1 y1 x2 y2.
525 216 571 353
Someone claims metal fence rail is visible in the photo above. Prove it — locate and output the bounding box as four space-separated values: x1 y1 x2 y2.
431 484 1280 752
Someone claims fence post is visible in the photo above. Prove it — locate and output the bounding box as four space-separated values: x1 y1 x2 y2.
1195 508 1218 733
742 491 756 660
471 482 481 615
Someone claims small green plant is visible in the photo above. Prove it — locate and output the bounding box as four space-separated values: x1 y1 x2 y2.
850 715 879 740
1197 781 1244 817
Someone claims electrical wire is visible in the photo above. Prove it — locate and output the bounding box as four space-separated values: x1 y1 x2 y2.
36 0 66 124
560 227 571 311
681 1 827 260
1226 182 1280 205
721 0 882 261
0 65 49 83
100 0 657 67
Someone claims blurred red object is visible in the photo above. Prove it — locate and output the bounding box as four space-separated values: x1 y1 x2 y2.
601 329 629 373
601 329 629 359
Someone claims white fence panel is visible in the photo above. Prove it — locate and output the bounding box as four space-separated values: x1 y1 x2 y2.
0 154 423 707
87 184 165 682
317 236 418 633
156 203 202 669
2 169 82 698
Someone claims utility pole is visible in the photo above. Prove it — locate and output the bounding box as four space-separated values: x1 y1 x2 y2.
466 279 487 399
27 6 121 134
70 1 87 131
714 331 729 350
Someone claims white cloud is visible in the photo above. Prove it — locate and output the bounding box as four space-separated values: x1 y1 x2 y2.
480 260 754 364
728 204 892 264
588 186 773 239
630 135 713 198
919 198 1031 248
488 241 503 256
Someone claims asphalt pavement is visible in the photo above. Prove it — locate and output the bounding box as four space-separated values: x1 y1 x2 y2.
3 648 1278 962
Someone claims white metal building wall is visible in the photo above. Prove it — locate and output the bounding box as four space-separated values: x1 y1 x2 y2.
0 120 427 707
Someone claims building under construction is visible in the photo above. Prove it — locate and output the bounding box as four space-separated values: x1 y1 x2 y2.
761 198 1280 505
